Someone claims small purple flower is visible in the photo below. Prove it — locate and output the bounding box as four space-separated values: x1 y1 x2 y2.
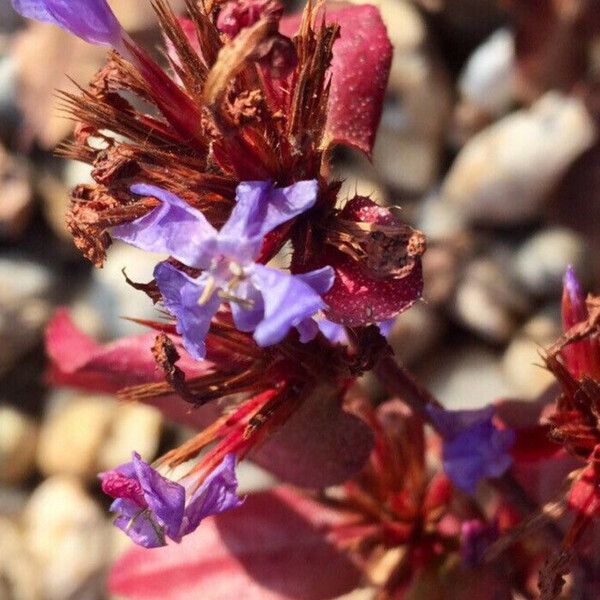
99 452 242 548
427 405 515 494
113 181 335 359
11 0 123 47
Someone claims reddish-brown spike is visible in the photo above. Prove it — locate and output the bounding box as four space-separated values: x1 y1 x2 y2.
126 42 207 150
152 0 209 93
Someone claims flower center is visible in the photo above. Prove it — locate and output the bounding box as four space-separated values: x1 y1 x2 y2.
197 259 254 309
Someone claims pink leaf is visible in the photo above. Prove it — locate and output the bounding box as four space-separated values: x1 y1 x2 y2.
280 3 392 158
45 309 218 428
109 487 361 600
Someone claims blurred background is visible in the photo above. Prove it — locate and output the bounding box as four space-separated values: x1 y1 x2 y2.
1 0 600 598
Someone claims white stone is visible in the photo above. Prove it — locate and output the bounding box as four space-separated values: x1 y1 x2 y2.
0 406 37 483
24 477 109 600
417 344 516 410
0 517 41 600
503 307 561 398
459 29 515 116
514 227 589 297
97 403 162 471
442 93 597 223
82 242 165 337
0 256 55 375
37 395 117 480
452 258 531 343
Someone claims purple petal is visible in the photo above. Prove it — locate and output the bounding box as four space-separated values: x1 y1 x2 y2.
230 280 264 332
295 318 320 343
111 498 167 548
428 405 515 494
219 180 318 259
249 265 333 346
179 454 243 538
113 185 218 269
378 318 395 338
12 0 122 47
295 266 336 296
132 453 186 540
317 319 348 344
154 262 220 360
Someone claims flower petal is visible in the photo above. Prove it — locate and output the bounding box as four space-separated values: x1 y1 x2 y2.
132 453 186 540
428 405 516 494
179 454 243 539
111 498 167 549
12 0 122 47
154 262 221 361
113 185 218 269
230 279 264 332
249 265 332 346
218 180 318 259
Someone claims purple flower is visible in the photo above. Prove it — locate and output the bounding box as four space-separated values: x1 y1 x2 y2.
99 452 242 548
427 405 515 494
112 181 335 359
11 0 122 47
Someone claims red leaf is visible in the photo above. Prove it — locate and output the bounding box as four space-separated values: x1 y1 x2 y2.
109 488 361 600
280 4 392 158
45 309 218 428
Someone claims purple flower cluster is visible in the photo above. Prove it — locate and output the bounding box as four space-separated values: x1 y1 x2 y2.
427 404 515 494
100 453 242 548
113 181 334 359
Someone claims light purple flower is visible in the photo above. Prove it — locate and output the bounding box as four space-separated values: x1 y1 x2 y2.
99 452 242 548
11 0 123 47
427 405 515 494
113 181 335 359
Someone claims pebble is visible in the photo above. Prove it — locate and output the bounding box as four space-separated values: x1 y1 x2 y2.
0 517 41 600
0 146 32 240
0 256 55 376
38 395 162 480
458 29 515 117
81 242 165 337
37 396 117 480
513 227 590 297
442 93 597 224
97 403 162 472
502 306 561 398
23 476 109 600
387 302 445 366
372 0 451 193
0 406 37 484
417 192 467 241
452 258 531 343
417 343 516 410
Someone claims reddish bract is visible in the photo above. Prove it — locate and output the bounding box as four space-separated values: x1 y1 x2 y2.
568 461 600 518
109 487 361 600
322 196 423 327
280 3 392 158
